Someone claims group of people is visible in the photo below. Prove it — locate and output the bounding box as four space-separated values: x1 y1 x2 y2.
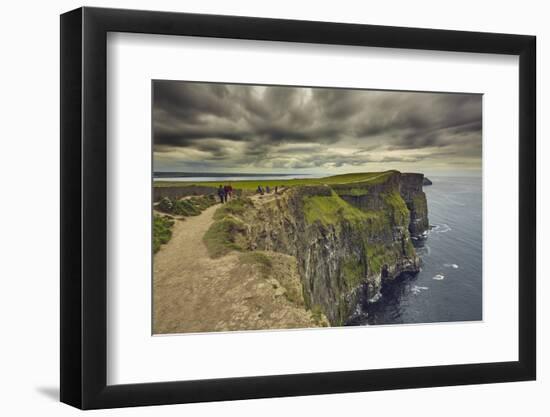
256 185 278 196
217 183 281 203
217 184 234 203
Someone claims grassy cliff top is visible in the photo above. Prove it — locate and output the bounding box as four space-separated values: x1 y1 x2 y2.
303 191 382 226
154 170 398 190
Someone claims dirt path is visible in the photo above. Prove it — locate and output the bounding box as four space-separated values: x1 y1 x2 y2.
153 202 319 334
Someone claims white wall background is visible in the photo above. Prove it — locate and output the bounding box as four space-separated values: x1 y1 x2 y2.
0 0 545 415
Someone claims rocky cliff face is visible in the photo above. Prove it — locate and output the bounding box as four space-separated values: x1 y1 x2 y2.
399 173 430 237
239 171 429 325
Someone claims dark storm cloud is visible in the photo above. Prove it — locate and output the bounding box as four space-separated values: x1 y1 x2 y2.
153 81 482 172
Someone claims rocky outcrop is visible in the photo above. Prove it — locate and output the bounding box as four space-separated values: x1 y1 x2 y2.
236 171 429 326
399 173 429 237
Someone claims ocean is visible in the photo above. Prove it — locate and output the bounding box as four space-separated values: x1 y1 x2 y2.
349 176 483 325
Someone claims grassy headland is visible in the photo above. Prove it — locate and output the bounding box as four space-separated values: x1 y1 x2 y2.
303 190 382 226
153 169 426 328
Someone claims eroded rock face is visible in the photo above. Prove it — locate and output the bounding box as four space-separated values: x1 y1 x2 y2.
240 171 429 325
399 173 429 237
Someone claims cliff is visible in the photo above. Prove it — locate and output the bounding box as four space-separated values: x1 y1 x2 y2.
399 173 430 237
212 171 429 326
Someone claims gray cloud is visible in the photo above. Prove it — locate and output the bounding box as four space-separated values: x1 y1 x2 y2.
153 81 482 173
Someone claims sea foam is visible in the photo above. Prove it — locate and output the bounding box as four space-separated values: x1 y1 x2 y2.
411 285 429 295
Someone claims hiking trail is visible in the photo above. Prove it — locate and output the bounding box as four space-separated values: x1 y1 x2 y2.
153 201 317 334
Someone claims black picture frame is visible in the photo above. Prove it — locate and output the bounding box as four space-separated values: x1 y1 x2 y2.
60 6 536 410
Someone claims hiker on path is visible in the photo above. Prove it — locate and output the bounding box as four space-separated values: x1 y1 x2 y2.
217 185 226 204
223 185 230 202
266 185 270 194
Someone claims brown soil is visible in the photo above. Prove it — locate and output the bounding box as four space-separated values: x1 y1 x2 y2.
153 202 321 334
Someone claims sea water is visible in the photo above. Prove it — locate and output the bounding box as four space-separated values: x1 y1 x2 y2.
349 176 483 325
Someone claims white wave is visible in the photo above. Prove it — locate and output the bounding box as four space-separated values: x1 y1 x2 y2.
444 263 459 269
433 274 445 280
432 223 452 233
368 292 382 303
411 285 429 295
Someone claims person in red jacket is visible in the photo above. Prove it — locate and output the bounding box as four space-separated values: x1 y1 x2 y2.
223 185 230 202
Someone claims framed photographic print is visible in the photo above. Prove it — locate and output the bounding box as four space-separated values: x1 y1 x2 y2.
60 7 536 409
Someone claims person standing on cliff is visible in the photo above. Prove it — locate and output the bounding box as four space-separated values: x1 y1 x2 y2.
223 184 230 202
217 185 225 204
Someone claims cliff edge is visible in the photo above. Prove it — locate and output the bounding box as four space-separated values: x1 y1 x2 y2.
211 170 429 326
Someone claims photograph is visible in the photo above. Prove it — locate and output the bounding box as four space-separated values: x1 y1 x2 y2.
151 80 483 335
53 4 539 411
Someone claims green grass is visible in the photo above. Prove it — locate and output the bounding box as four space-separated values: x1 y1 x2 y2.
303 191 383 226
174 199 201 216
154 170 397 191
157 197 176 213
213 198 254 221
321 170 396 186
189 195 217 210
365 243 396 277
153 215 174 253
383 191 410 225
203 197 256 258
203 217 247 258
342 257 365 289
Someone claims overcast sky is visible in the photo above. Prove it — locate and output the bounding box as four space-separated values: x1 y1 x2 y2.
153 81 482 176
